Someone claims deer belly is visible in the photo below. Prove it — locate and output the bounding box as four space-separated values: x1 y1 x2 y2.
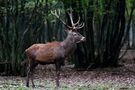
37 61 55 65
35 53 55 62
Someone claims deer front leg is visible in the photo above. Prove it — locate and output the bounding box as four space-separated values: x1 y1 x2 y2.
55 61 61 87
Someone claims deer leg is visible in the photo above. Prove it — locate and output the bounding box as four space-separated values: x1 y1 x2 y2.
55 61 61 87
60 66 67 77
26 59 37 87
26 64 31 87
30 62 38 88
60 59 67 77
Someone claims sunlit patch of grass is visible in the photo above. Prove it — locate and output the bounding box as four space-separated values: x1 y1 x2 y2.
0 84 134 90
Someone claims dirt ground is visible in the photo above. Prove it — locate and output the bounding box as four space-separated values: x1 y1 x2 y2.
0 50 135 90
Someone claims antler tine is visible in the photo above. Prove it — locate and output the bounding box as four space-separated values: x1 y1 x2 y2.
74 16 80 26
78 22 84 27
76 22 84 29
67 9 74 27
67 9 81 28
51 10 72 29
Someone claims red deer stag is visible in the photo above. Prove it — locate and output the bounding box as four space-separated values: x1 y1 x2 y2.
25 10 85 87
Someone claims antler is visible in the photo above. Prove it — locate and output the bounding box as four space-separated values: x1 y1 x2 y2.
51 10 72 29
51 9 84 30
75 22 84 29
67 9 84 30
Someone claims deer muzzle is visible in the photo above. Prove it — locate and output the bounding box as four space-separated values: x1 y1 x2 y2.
81 37 86 42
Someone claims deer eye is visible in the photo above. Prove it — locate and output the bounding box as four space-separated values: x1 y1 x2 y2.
73 33 78 37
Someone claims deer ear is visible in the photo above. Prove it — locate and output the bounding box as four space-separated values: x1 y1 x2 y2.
65 29 72 32
65 30 69 34
65 29 68 32
67 30 73 34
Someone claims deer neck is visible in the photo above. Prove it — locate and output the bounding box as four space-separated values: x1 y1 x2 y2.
61 35 77 56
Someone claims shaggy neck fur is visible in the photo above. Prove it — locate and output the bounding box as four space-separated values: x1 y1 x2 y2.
61 33 77 57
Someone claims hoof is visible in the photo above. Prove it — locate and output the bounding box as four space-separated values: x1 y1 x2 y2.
26 84 29 87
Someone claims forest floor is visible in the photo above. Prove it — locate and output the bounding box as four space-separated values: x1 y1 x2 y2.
0 50 135 90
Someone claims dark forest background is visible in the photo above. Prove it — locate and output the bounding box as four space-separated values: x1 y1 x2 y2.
0 0 135 76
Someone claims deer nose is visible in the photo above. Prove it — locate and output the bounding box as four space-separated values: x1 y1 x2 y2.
81 37 86 42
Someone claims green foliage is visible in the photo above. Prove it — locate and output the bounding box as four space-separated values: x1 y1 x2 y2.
126 0 135 18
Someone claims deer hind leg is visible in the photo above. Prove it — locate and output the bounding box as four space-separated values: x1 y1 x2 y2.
30 62 38 87
26 64 30 87
26 59 38 87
